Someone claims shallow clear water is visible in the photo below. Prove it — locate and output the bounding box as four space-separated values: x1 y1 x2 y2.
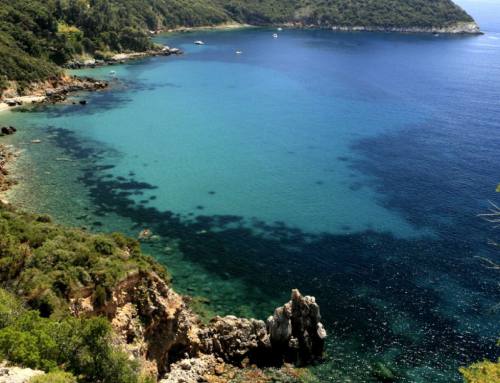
1 16 500 383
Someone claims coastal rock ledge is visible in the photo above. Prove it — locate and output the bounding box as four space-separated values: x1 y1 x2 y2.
328 21 481 34
70 271 326 381
280 21 481 34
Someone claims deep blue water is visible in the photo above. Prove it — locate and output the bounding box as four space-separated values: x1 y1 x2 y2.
1 5 500 382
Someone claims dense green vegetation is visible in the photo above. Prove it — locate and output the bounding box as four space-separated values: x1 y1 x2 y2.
217 0 473 27
0 205 169 381
0 288 142 382
0 0 475 92
0 205 168 317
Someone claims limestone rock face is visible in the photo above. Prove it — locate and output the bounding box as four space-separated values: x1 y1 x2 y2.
159 354 219 383
199 316 272 365
0 363 44 383
71 271 326 380
70 271 201 377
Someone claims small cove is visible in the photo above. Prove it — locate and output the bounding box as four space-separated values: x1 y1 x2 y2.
1 26 499 382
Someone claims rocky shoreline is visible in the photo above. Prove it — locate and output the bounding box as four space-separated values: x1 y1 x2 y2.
64 46 183 69
0 142 17 204
278 21 481 34
0 38 329 382
71 270 327 381
0 129 328 382
0 75 108 113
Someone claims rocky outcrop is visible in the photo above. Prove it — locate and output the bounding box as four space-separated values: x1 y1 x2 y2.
0 363 44 383
199 316 272 366
70 271 201 377
267 289 327 365
64 46 183 69
199 289 326 367
0 127 16 136
71 270 326 380
0 144 17 197
0 76 107 107
158 355 220 383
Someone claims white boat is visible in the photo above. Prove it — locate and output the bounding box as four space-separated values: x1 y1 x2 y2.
194 40 205 45
277 27 283 31
273 33 278 39
109 70 116 76
236 51 243 55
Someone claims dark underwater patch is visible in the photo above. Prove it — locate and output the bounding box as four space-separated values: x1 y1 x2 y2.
44 125 500 382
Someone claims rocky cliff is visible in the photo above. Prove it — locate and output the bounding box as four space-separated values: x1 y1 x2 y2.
70 271 326 381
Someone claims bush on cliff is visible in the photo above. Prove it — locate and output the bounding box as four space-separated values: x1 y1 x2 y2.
29 371 77 383
0 288 139 383
0 205 169 317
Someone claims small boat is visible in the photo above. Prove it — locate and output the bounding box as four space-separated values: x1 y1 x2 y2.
277 27 283 31
194 40 205 45
109 70 116 76
273 33 278 39
236 50 243 55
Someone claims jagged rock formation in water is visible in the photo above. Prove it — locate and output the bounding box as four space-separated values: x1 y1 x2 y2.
200 289 326 367
267 289 327 364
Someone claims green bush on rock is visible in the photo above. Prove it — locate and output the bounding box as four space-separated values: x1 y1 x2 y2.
0 288 140 383
0 204 172 382
0 206 168 317
29 371 77 383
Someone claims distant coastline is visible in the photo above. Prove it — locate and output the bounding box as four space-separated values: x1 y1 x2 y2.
279 21 481 34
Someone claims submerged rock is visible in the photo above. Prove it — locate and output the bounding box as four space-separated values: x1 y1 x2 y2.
0 127 16 136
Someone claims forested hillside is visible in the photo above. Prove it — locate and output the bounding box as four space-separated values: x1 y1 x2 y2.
216 0 474 27
0 0 476 91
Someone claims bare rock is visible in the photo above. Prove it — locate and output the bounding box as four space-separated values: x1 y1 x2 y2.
267 289 326 365
70 271 201 377
159 354 217 383
0 362 44 383
199 289 326 366
199 316 271 365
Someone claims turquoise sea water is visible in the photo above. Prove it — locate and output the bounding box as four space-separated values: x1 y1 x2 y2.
1 8 500 383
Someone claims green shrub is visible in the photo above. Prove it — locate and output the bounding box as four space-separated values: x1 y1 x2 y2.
0 289 140 383
0 205 168 315
29 371 77 383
